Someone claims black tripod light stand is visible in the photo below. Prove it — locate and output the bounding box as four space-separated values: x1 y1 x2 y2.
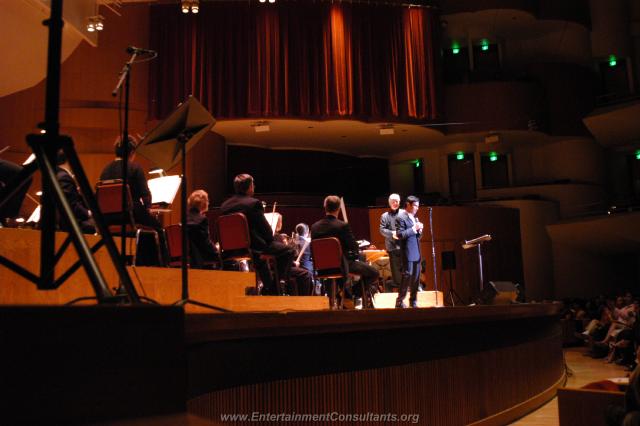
0 0 139 303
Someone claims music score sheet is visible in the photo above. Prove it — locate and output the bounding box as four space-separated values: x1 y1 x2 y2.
148 175 181 205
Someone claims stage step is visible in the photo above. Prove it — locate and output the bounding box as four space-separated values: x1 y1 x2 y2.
231 295 329 312
373 291 444 308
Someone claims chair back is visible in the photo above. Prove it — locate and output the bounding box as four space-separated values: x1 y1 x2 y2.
216 213 251 252
205 210 221 244
95 181 136 228
310 237 344 277
164 224 183 267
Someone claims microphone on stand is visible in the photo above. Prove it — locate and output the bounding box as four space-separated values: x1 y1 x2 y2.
126 46 157 55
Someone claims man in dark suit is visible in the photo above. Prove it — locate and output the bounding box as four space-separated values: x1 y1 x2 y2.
99 136 167 265
99 136 159 229
311 195 379 306
220 174 294 294
56 151 95 234
395 195 423 308
379 193 403 291
186 189 218 268
0 159 31 223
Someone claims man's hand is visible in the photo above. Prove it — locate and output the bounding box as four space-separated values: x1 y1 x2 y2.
392 230 399 240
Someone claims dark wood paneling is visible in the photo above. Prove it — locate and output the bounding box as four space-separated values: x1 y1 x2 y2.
0 306 186 424
186 305 563 425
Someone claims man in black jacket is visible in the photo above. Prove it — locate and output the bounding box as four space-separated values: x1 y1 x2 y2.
395 195 423 308
99 136 158 229
220 174 294 294
311 195 379 306
56 151 95 234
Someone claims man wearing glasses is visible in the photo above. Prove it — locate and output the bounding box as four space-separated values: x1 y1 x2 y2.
395 196 423 308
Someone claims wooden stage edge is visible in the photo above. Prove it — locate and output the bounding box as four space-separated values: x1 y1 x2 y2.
186 304 565 426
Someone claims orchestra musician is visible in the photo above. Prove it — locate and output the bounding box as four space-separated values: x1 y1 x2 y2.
311 195 379 306
220 174 295 295
395 195 423 308
0 159 31 223
56 151 95 234
272 215 313 295
99 135 167 265
379 193 403 291
294 223 313 274
186 189 218 268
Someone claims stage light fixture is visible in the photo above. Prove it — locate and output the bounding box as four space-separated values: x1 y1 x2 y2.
181 0 199 13
259 0 267 3
86 15 104 32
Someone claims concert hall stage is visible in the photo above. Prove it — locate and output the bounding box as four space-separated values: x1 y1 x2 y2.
0 228 563 424
0 303 563 425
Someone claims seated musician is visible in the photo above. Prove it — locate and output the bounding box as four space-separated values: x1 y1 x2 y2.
220 174 295 295
99 135 167 265
272 215 313 295
186 189 218 268
99 136 159 229
310 195 379 305
55 151 95 234
0 159 32 224
294 223 313 274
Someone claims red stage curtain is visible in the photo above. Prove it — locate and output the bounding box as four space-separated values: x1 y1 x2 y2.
149 3 440 121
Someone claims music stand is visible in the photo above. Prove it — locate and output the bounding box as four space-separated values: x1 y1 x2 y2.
442 251 464 306
137 96 229 312
462 234 492 293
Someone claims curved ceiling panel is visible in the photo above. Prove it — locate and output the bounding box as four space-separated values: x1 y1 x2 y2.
0 0 88 98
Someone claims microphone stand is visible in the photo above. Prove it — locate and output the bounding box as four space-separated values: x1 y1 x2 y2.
112 51 138 271
427 207 439 306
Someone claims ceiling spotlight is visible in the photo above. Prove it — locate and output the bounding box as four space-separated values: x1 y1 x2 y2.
86 15 104 32
268 0 276 3
181 0 200 14
259 0 267 3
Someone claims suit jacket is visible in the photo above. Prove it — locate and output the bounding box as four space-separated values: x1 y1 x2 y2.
99 160 152 209
310 215 359 261
220 194 273 251
187 208 218 264
395 210 422 262
57 167 90 223
379 209 401 252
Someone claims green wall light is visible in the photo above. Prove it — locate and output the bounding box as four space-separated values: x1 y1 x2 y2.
456 151 465 161
481 39 489 51
635 149 640 160
609 55 617 67
452 42 460 55
489 152 498 162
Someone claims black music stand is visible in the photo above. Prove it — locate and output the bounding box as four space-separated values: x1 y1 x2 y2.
462 234 492 293
442 250 463 306
137 96 229 312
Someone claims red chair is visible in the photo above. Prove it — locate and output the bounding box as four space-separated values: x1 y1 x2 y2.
216 213 280 294
95 181 162 266
311 237 363 310
164 224 184 268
